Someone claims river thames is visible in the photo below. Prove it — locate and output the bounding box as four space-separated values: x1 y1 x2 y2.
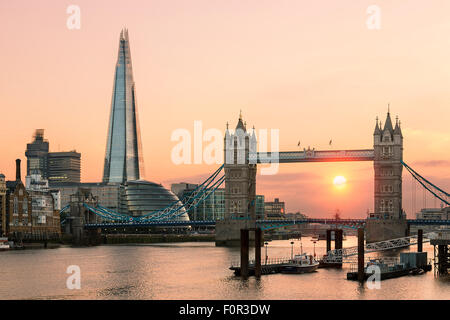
0 237 448 300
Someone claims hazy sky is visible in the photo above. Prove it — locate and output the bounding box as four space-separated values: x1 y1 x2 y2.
1 1 449 218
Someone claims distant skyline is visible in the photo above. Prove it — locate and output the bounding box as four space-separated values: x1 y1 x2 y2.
1 1 449 218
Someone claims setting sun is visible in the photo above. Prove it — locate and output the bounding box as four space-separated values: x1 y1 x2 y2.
333 176 347 187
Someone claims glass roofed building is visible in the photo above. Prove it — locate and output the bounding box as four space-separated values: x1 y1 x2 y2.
120 181 188 220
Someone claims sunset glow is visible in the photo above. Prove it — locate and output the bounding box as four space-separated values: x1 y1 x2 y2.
0 1 449 219
333 176 347 188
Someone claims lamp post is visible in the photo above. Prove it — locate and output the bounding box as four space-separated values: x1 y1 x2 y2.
290 241 294 259
312 240 317 258
264 241 268 264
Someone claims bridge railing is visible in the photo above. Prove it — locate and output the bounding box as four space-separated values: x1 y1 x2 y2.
230 257 292 268
325 232 438 260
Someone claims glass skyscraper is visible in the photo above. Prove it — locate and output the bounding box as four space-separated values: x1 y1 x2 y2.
103 29 145 184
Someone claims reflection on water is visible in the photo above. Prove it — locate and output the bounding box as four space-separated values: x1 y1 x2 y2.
0 237 448 300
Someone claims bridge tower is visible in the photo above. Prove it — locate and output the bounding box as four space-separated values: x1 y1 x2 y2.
367 110 408 242
66 188 102 246
216 113 257 246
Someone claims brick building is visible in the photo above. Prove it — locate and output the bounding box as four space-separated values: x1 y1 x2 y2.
4 159 61 240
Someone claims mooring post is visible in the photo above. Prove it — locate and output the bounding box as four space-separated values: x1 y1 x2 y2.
240 229 249 278
254 228 262 278
357 228 365 282
417 229 423 253
335 229 344 267
326 229 332 253
335 229 343 250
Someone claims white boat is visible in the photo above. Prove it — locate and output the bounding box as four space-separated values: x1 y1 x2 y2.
281 253 319 274
0 238 10 251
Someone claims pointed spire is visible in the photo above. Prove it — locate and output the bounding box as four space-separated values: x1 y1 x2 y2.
251 125 257 142
383 108 394 134
394 115 402 136
373 116 381 135
235 111 246 132
225 122 231 141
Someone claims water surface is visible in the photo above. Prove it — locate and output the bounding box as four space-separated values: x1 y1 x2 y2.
0 237 448 300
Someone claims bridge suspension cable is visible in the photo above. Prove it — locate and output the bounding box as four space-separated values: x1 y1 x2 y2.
78 165 225 223
402 161 449 206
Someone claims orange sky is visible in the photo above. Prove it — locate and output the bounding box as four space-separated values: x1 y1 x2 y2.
1 1 449 218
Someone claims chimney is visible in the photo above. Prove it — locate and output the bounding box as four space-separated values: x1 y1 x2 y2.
15 159 21 181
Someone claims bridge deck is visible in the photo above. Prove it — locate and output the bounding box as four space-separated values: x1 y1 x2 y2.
84 218 450 229
251 149 375 163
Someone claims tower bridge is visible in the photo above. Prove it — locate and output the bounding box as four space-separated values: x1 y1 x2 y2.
216 110 411 245
61 111 449 247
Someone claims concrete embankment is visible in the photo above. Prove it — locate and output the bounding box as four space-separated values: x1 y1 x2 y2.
104 234 215 244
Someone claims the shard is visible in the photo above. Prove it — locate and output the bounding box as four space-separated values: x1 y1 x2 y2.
103 29 145 183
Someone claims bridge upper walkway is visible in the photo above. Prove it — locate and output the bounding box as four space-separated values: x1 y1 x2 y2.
252 149 374 163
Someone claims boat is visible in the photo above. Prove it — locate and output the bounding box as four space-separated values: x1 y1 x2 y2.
347 256 431 281
0 238 10 251
410 268 425 275
281 253 319 274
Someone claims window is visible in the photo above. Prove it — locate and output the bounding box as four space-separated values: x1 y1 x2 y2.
23 198 28 214
13 197 18 214
382 146 393 157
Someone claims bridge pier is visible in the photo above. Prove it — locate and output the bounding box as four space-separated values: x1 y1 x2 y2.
335 229 343 250
215 219 257 246
65 189 101 246
334 229 343 268
255 228 262 278
240 229 249 278
237 228 263 278
365 218 408 243
326 229 332 253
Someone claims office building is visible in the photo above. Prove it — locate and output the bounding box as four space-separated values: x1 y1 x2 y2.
0 174 6 236
48 151 81 184
25 129 49 179
25 130 81 184
416 207 450 220
102 28 145 184
265 198 286 219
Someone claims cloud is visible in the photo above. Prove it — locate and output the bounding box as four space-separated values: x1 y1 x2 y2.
411 160 450 168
